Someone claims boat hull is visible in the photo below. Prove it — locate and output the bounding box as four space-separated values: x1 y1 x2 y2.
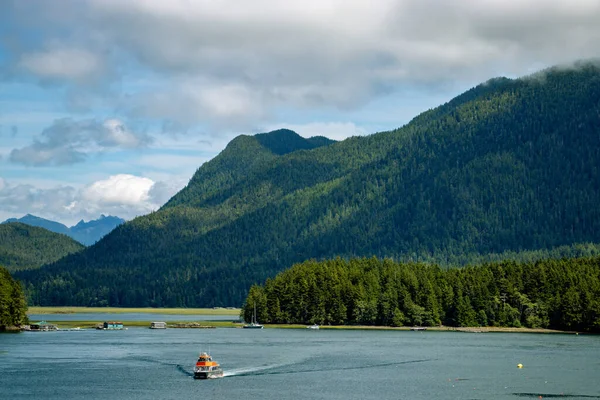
194 369 224 379
242 325 263 329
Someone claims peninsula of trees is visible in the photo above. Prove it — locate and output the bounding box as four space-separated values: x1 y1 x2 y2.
242 256 600 332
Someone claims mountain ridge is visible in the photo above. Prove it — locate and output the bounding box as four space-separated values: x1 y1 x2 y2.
17 61 600 307
2 214 125 246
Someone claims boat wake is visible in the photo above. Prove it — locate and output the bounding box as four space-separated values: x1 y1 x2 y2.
513 394 600 399
223 363 288 377
176 364 194 377
226 358 434 378
126 355 195 378
132 354 434 380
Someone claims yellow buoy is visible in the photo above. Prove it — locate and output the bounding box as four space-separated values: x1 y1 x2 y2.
517 363 523 369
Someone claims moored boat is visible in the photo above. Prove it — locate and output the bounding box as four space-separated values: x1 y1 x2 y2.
307 324 319 330
194 352 224 379
243 302 263 329
410 327 427 331
149 321 167 329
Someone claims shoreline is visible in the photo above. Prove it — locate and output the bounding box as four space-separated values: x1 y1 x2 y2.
19 319 584 334
266 325 578 334
23 308 586 334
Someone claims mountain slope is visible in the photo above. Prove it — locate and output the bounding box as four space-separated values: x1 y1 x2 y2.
0 223 85 272
18 61 600 307
3 214 125 245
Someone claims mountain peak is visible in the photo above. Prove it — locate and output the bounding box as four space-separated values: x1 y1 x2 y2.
254 129 335 155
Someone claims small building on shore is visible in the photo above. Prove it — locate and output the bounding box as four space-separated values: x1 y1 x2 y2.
150 321 167 329
29 321 58 331
99 321 124 330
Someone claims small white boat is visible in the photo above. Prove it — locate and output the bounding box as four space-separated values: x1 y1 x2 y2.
243 303 264 329
307 324 320 330
410 327 427 331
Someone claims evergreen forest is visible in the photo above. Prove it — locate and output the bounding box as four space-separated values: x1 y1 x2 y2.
0 266 28 330
242 256 600 332
16 62 600 308
0 223 84 272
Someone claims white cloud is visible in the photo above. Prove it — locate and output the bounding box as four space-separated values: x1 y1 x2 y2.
0 174 183 225
18 47 105 83
148 179 185 206
81 174 154 206
101 119 147 147
0 180 78 223
6 0 600 131
127 81 266 128
9 118 152 166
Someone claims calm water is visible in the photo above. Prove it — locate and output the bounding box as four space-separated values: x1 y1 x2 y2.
1 325 599 399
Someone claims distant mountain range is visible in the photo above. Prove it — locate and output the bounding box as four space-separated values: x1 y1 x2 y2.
16 61 600 308
2 214 125 246
0 223 84 272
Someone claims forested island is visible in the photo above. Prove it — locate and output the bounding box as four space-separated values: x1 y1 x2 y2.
242 256 600 332
0 266 28 331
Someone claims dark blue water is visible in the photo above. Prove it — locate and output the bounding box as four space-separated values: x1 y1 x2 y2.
1 327 599 399
27 313 237 322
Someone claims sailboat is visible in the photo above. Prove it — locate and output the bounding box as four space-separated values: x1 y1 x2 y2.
243 302 263 329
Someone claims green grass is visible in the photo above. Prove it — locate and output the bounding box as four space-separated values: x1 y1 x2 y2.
27 306 241 315
31 320 241 329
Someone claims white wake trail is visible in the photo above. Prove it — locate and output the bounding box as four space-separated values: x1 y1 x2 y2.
223 363 287 377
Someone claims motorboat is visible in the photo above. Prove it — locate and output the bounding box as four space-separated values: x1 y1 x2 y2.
194 352 224 379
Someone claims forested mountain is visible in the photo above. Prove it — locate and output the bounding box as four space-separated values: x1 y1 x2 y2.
17 61 600 307
3 214 125 245
0 266 28 330
0 223 84 272
242 256 600 332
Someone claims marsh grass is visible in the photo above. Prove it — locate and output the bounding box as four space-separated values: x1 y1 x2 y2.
32 320 239 329
28 306 240 315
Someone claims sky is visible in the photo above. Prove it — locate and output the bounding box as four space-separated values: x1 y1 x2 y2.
1 0 600 226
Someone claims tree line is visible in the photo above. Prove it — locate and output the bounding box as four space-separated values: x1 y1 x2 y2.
0 266 28 330
242 256 600 332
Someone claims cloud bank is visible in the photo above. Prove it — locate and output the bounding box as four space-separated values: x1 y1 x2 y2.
3 0 600 130
3 0 600 224
0 174 184 224
9 118 151 166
